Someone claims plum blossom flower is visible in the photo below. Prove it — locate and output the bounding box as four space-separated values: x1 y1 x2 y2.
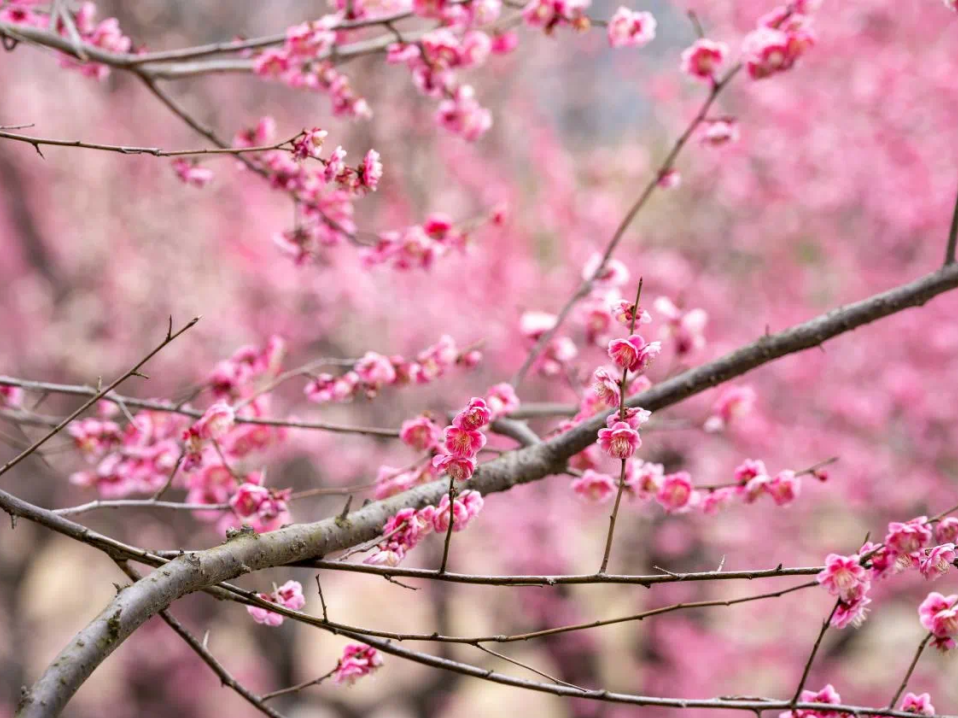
247 580 306 626
831 589 871 629
901 693 935 716
919 544 956 580
885 517 933 560
400 416 442 452
767 470 801 506
333 644 383 685
571 470 617 502
0 384 24 408
611 299 652 327
432 489 484 532
607 335 661 373
360 149 383 191
433 453 477 482
171 159 213 188
592 368 621 409
453 398 492 431
598 421 641 459
625 459 663 500
817 554 867 602
292 127 328 160
734 458 767 484
485 383 520 418
610 407 651 430
442 425 487 458
680 39 728 82
705 385 756 432
607 7 656 48
782 684 841 718
936 517 958 544
654 296 707 356
919 592 958 651
656 472 695 513
701 119 740 146
520 311 557 340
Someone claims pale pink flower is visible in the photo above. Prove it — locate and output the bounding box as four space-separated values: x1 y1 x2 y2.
607 7 656 48
485 383 520 418
654 297 707 356
432 489 484 532
607 335 661 373
193 403 235 441
656 472 695 513
656 168 681 189
937 517 958 544
247 580 305 626
292 127 328 160
700 487 736 515
608 407 651 430
625 459 663 500
171 159 214 188
360 149 383 191
597 421 641 459
592 368 621 408
817 554 867 601
355 351 397 389
520 311 557 340
705 385 756 432
701 119 740 146
901 693 935 716
571 470 617 503
400 416 442 452
680 39 728 82
788 684 841 718
734 458 767 484
885 517 932 556
767 470 800 506
919 544 956 580
333 644 383 685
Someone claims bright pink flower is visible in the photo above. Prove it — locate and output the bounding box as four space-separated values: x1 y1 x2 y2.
656 472 695 513
400 415 441 452
700 487 736 515
171 159 214 188
355 351 397 389
767 470 801 506
831 590 871 629
453 398 492 431
859 541 896 581
742 27 790 80
441 426 487 458
597 421 641 459
193 403 235 441
680 39 728 82
491 30 519 54
292 127 328 160
252 48 291 77
333 644 383 685
901 693 935 716
817 554 868 601
885 517 933 556
624 459 663 500
791 684 842 718
919 544 956 580
607 7 656 48
610 300 652 327
734 459 767 484
233 116 276 148
485 383 520 418
432 453 478 482
571 470 617 503
919 592 958 643
656 168 681 189
608 407 651 430
607 335 661 373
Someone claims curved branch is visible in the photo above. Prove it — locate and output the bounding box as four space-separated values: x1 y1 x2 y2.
17 263 958 717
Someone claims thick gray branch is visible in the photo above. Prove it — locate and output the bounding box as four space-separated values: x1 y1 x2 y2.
17 263 958 717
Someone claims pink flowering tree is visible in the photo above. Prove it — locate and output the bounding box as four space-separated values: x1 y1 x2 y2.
0 1 957 717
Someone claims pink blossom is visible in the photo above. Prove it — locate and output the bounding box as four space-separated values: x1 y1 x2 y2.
656 168 681 189
400 415 441 452
610 299 652 327
701 119 740 147
592 368 621 409
885 517 933 556
252 48 291 77
656 472 695 513
937 517 958 544
360 149 383 191
901 693 935 716
608 407 651 430
491 30 519 54
0 384 23 408
919 592 958 645
333 644 383 685
625 459 663 500
247 580 305 626
485 383 520 418
291 127 328 160
432 489 484 532
597 421 641 459
441 425 487 458
607 335 661 373
436 85 492 141
654 297 707 357
607 7 656 49
583 254 629 288
817 554 867 601
733 458 767 484
767 470 801 506
520 311 557 340
432 453 478 482
453 398 492 431
680 39 728 82
355 351 397 389
705 385 756 432
171 159 214 188
193 403 235 441
831 590 871 629
919 544 956 580
571 470 617 502
700 487 736 515
787 684 841 718
233 116 276 148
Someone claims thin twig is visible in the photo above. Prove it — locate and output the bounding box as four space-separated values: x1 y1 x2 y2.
887 633 932 709
472 643 588 691
261 667 338 701
945 179 958 266
438 479 457 573
791 599 841 703
0 316 199 479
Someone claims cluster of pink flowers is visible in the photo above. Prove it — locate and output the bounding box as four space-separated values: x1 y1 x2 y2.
901 693 936 716
247 580 306 626
252 18 370 119
867 516 958 581
305 335 479 405
522 0 590 34
816 553 872 629
333 644 384 685
222 474 292 534
742 3 818 81
431 397 493 482
780 684 841 718
360 214 475 270
606 7 656 49
0 383 24 408
573 458 695 513
680 39 728 83
729 458 801 506
919 592 958 651
170 158 214 188
704 385 757 432
182 403 235 470
208 335 286 401
386 28 494 141
364 490 483 566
